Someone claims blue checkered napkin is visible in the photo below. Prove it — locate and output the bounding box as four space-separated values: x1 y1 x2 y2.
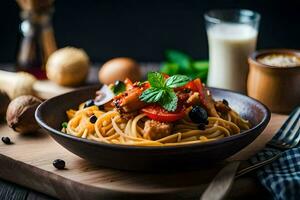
250 106 300 200
251 147 300 200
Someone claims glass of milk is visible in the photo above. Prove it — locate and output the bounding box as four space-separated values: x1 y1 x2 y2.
204 9 260 93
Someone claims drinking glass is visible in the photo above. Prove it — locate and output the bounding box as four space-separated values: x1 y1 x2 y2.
204 9 260 93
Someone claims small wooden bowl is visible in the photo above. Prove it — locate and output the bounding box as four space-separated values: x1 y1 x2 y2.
248 49 300 113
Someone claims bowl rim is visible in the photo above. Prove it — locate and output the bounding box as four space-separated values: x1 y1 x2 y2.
35 85 271 151
249 48 300 69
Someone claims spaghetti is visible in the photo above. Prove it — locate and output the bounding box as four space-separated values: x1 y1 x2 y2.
62 73 251 146
62 100 250 146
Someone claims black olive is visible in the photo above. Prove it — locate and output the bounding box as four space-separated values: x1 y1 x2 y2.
222 99 229 106
189 106 208 124
1 137 11 144
53 159 65 169
90 115 97 124
112 80 126 95
84 99 95 108
198 123 206 130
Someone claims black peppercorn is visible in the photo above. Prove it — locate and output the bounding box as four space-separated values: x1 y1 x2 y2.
1 137 11 144
90 115 97 124
53 159 65 169
84 99 95 108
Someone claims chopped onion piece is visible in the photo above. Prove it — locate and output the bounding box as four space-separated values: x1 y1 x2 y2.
94 85 115 106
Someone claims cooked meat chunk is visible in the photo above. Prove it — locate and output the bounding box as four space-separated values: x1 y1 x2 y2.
177 90 190 103
113 83 147 113
143 120 173 140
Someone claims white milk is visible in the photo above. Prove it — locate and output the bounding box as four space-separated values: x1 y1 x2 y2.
207 23 257 93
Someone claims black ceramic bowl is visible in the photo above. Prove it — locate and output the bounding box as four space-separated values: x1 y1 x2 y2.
35 85 270 171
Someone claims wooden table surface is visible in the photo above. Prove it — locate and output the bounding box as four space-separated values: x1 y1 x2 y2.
0 113 287 200
0 65 287 199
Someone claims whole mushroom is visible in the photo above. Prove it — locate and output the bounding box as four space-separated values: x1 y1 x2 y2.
46 47 90 86
98 57 141 85
0 70 36 99
6 95 42 134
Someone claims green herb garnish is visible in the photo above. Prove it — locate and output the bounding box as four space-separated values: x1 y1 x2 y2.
111 81 126 95
166 50 192 71
160 49 209 82
62 122 68 128
140 72 190 111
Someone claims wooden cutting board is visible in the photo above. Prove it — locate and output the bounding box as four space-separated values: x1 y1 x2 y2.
32 68 101 99
33 80 75 99
0 114 286 200
0 67 100 100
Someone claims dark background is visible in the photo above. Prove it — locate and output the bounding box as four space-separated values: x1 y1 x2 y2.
1 0 299 63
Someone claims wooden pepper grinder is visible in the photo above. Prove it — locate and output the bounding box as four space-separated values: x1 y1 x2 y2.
16 0 57 79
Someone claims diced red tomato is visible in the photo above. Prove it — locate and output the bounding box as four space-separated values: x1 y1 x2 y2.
142 81 150 89
177 78 206 105
141 105 185 122
193 78 205 104
161 73 170 79
193 78 202 93
183 81 198 92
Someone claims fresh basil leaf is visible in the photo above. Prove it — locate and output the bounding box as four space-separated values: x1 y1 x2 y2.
196 70 208 79
160 62 179 75
147 72 165 88
192 61 209 72
111 81 126 95
195 71 208 83
165 75 191 88
159 89 178 112
165 50 192 72
140 88 164 103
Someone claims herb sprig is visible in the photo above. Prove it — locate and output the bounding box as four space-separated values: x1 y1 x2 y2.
139 72 190 111
160 49 208 82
